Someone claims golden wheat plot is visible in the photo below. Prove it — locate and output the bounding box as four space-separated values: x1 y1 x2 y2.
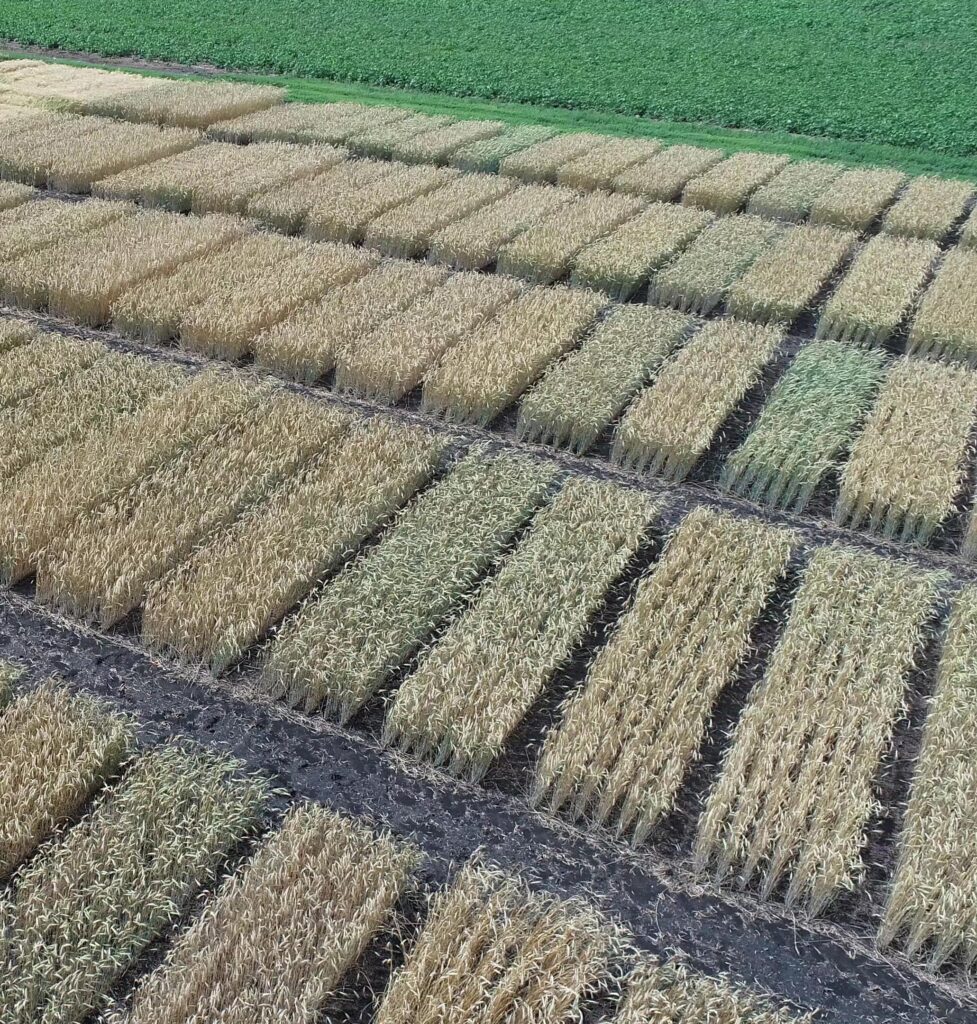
0 316 40 357
385 478 656 780
393 118 507 164
721 341 887 512
683 152 790 214
375 861 614 1024
428 183 574 270
0 194 130 263
614 319 783 480
809 167 909 231
143 420 441 671
0 331 101 410
305 162 458 244
0 60 157 110
518 304 689 453
650 214 782 314
37 390 347 627
499 131 608 183
536 508 792 841
1 208 245 325
0 352 181 482
422 284 606 425
695 547 941 914
726 224 856 325
265 451 556 718
556 136 663 191
614 143 725 201
124 806 417 1024
336 272 525 402
746 160 845 221
836 358 977 544
570 202 714 300
0 744 267 1024
882 176 974 241
247 158 395 233
616 959 813 1024
362 172 516 258
0 369 251 585
816 233 938 346
880 586 977 968
210 101 408 145
451 124 558 172
0 180 33 210
345 111 456 159
497 190 644 283
0 683 134 880
909 248 977 363
254 260 447 382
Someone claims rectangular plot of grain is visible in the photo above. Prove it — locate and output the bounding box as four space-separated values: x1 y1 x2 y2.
570 202 713 300
124 805 417 1024
0 317 38 356
0 744 267 1024
650 214 782 314
809 167 908 231
375 861 613 1024
384 477 656 780
497 190 644 284
0 112 107 185
683 151 790 214
518 304 689 453
614 144 725 201
428 183 574 270
0 332 100 410
0 180 33 210
143 420 441 671
499 131 608 183
265 451 556 719
695 547 941 915
336 272 525 402
613 319 783 480
746 160 845 221
393 118 507 164
0 195 130 263
816 233 938 346
726 224 856 325
536 508 792 841
209 100 407 144
908 248 977 363
37 391 348 627
835 358 977 544
721 341 886 512
254 260 447 382
882 176 973 241
880 586 977 968
0 683 134 880
556 136 663 191
305 162 458 244
362 172 516 258
345 112 455 159
451 124 557 172
422 285 606 425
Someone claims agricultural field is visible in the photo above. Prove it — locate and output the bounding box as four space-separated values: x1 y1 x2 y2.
0 53 976 1024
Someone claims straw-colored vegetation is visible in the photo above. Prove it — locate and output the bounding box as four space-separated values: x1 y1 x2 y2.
124 805 417 1024
346 112 455 160
721 341 887 512
650 214 782 314
497 190 644 284
809 167 909 231
536 508 792 841
909 248 977 364
614 319 783 480
265 451 556 719
394 119 506 165
0 682 134 880
499 131 607 183
384 477 656 780
816 233 939 346
726 224 856 325
0 331 101 410
882 175 974 241
0 316 37 356
142 420 440 671
0 743 268 1024
556 136 662 191
695 547 941 914
960 207 977 250
614 144 724 201
0 180 35 210
880 586 977 968
683 152 790 214
422 284 606 425
450 124 557 173
374 860 614 1024
208 100 404 145
0 195 129 263
570 202 713 300
518 304 689 453
746 160 845 222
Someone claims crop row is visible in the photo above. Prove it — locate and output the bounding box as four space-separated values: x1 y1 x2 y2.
0 668 810 1023
1 329 975 965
